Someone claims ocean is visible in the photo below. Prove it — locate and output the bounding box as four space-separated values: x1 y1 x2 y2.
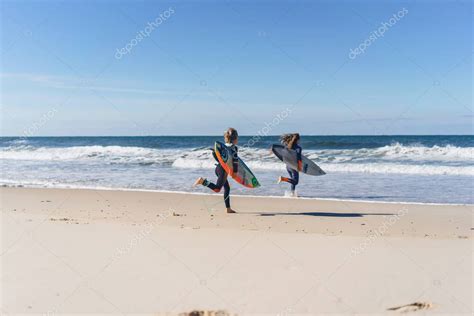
1 135 472 204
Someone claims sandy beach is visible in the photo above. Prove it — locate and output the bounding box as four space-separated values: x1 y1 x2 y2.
0 187 472 315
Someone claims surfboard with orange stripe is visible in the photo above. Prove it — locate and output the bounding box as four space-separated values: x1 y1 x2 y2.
214 141 260 188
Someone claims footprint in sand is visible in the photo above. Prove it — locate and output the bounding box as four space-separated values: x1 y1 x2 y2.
387 302 433 313
180 311 231 316
50 217 71 222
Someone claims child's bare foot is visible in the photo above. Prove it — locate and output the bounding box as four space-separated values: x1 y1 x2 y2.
277 176 283 184
226 208 236 214
193 177 205 187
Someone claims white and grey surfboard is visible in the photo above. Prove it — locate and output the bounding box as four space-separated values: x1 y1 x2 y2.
271 144 326 176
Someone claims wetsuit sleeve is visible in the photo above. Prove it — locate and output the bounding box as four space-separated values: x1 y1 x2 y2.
232 146 239 173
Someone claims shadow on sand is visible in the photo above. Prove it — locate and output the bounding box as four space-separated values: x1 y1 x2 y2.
252 212 394 218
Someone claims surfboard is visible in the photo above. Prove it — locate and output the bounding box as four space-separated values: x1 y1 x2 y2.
271 144 326 176
214 141 260 188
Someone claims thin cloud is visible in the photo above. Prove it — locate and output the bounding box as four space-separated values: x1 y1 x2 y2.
323 117 419 124
0 72 191 96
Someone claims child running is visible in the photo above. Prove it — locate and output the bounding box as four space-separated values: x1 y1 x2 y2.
278 133 302 197
194 128 239 214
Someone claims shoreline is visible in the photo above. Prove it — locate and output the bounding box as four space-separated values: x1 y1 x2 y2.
1 183 472 207
1 186 472 239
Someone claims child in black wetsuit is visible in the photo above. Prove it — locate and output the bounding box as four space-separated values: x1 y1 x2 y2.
194 128 239 213
278 133 302 197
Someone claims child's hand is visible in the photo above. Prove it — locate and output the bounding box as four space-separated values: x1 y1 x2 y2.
297 160 303 172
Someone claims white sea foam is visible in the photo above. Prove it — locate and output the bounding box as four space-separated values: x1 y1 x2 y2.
323 163 474 176
1 143 473 176
0 145 184 165
316 142 474 162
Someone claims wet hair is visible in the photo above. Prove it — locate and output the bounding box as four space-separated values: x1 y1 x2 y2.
280 133 300 149
224 128 239 144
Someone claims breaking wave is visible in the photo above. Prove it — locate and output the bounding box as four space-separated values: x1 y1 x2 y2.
1 143 472 176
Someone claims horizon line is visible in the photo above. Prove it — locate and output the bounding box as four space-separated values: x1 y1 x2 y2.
1 134 473 138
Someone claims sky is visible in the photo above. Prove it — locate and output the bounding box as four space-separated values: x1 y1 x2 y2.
1 0 472 136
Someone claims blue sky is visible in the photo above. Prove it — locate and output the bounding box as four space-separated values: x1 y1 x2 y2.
1 0 472 136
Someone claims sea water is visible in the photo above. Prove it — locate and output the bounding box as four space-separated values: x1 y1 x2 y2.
1 135 472 204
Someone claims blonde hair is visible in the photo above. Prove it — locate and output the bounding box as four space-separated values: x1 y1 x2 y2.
280 133 300 149
224 127 238 144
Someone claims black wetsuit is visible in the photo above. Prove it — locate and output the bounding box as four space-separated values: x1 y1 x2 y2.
286 144 302 191
203 144 238 208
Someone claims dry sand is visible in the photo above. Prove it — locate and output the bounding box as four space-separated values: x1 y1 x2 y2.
1 187 472 315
